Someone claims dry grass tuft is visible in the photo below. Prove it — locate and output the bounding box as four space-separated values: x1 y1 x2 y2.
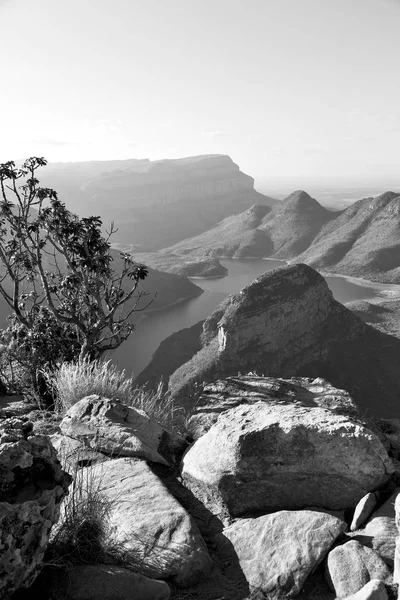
46 461 125 569
45 356 186 433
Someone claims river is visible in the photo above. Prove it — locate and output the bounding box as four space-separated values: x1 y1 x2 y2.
111 258 400 379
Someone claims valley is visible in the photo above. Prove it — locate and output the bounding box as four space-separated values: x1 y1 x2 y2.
111 257 400 381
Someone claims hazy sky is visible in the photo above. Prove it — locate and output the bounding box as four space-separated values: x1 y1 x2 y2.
0 0 399 179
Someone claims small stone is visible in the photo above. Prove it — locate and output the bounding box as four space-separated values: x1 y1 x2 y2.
351 493 379 531
341 579 388 600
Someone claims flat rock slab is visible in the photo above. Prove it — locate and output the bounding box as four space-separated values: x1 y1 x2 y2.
182 402 393 517
82 458 212 587
188 376 360 439
32 564 171 600
60 396 186 466
218 509 347 597
351 490 400 566
326 540 392 598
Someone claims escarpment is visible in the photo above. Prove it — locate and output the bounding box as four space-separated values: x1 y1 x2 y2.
168 263 400 416
43 155 277 249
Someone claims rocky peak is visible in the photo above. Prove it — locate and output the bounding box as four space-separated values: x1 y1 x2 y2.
168 263 400 417
275 190 329 214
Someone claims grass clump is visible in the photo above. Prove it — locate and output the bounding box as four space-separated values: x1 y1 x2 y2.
46 462 123 569
46 356 185 432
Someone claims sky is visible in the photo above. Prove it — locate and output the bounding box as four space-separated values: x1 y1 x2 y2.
0 0 399 180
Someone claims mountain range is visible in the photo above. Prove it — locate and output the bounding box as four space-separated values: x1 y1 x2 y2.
152 189 400 283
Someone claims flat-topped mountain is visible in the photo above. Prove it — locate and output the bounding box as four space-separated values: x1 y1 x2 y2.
160 263 400 417
41 155 277 250
296 191 400 282
159 190 336 260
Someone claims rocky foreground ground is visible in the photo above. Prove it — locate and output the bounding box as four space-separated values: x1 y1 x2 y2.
2 375 400 600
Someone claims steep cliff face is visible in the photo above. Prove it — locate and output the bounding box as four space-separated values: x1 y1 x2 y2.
42 155 276 250
83 155 255 204
168 264 400 417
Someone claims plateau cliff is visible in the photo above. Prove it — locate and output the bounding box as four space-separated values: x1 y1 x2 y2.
166 263 400 417
41 155 277 249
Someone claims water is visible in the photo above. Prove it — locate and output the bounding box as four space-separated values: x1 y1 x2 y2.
111 259 400 378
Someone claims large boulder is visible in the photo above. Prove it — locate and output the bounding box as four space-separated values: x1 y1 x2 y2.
60 396 186 466
219 510 347 597
0 417 71 598
182 402 393 517
325 540 392 598
80 457 212 587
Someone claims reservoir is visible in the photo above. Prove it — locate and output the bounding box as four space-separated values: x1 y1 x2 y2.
111 259 400 379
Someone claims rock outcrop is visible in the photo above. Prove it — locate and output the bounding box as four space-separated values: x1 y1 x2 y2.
168 263 400 417
0 417 71 598
82 458 213 586
60 396 186 466
182 399 393 517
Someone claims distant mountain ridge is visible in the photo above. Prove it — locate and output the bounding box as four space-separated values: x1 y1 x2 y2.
40 154 277 251
156 189 400 283
296 191 400 282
